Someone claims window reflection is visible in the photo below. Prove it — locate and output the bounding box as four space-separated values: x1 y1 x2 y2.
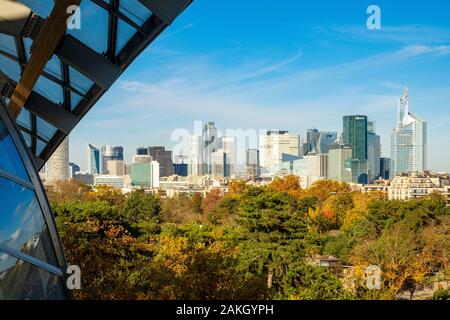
0 177 58 267
0 118 29 181
0 253 65 300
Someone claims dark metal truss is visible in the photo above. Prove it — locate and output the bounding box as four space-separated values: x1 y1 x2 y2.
0 0 192 169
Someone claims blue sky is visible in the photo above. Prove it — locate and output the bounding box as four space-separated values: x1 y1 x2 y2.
70 0 450 172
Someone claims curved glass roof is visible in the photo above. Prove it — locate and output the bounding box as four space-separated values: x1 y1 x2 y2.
0 0 192 169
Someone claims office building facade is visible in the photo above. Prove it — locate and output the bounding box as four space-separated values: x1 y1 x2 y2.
317 131 338 154
391 88 427 178
380 158 391 180
45 137 69 184
328 144 353 183
148 146 174 177
260 130 301 174
343 115 369 184
87 144 100 175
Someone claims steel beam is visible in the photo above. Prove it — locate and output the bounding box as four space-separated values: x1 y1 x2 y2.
57 35 121 90
138 0 192 25
25 92 78 134
9 0 82 118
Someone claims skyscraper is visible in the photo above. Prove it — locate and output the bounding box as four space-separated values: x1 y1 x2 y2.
380 158 391 180
136 147 148 155
45 137 69 184
343 115 369 184
343 115 368 160
328 144 352 183
202 122 218 174
317 131 338 154
100 145 115 174
113 146 124 161
246 149 260 178
260 130 301 174
131 155 159 189
188 134 202 176
148 146 174 177
211 136 235 177
303 128 320 155
87 143 100 175
367 120 381 182
391 88 427 178
69 162 80 178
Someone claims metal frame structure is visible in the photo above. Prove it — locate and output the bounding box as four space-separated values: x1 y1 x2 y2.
0 0 193 299
0 0 193 169
0 98 71 298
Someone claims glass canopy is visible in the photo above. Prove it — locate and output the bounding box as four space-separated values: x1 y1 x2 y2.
0 0 192 169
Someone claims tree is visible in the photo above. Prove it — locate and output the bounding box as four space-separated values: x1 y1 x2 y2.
192 193 203 220
123 191 162 235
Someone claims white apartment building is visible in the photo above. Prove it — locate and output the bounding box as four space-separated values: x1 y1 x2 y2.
389 172 450 204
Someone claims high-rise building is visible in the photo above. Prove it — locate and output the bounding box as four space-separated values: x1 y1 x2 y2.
106 160 124 176
173 163 188 177
303 128 320 155
380 158 391 180
131 160 159 189
328 144 352 183
100 145 115 174
304 153 328 178
148 146 174 177
246 149 260 177
211 136 235 177
113 146 124 161
343 115 369 184
260 130 301 174
391 88 427 178
45 137 69 184
343 115 368 160
188 134 202 175
136 147 148 155
202 122 218 174
317 131 338 154
69 162 80 178
87 144 101 175
367 121 381 182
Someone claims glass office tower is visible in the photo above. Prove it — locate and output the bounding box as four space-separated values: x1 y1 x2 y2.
391 88 427 178
343 115 369 184
0 101 67 299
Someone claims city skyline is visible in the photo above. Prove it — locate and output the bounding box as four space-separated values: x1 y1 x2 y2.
68 1 450 172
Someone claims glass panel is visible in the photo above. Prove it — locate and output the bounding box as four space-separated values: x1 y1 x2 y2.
36 139 47 156
19 0 54 18
44 55 62 80
23 38 32 61
34 76 64 105
0 253 65 300
0 176 59 267
21 131 32 149
116 19 136 53
119 0 152 26
36 117 57 142
68 0 109 54
0 119 29 181
0 55 21 82
17 109 31 131
0 34 17 57
70 92 83 111
69 67 94 94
